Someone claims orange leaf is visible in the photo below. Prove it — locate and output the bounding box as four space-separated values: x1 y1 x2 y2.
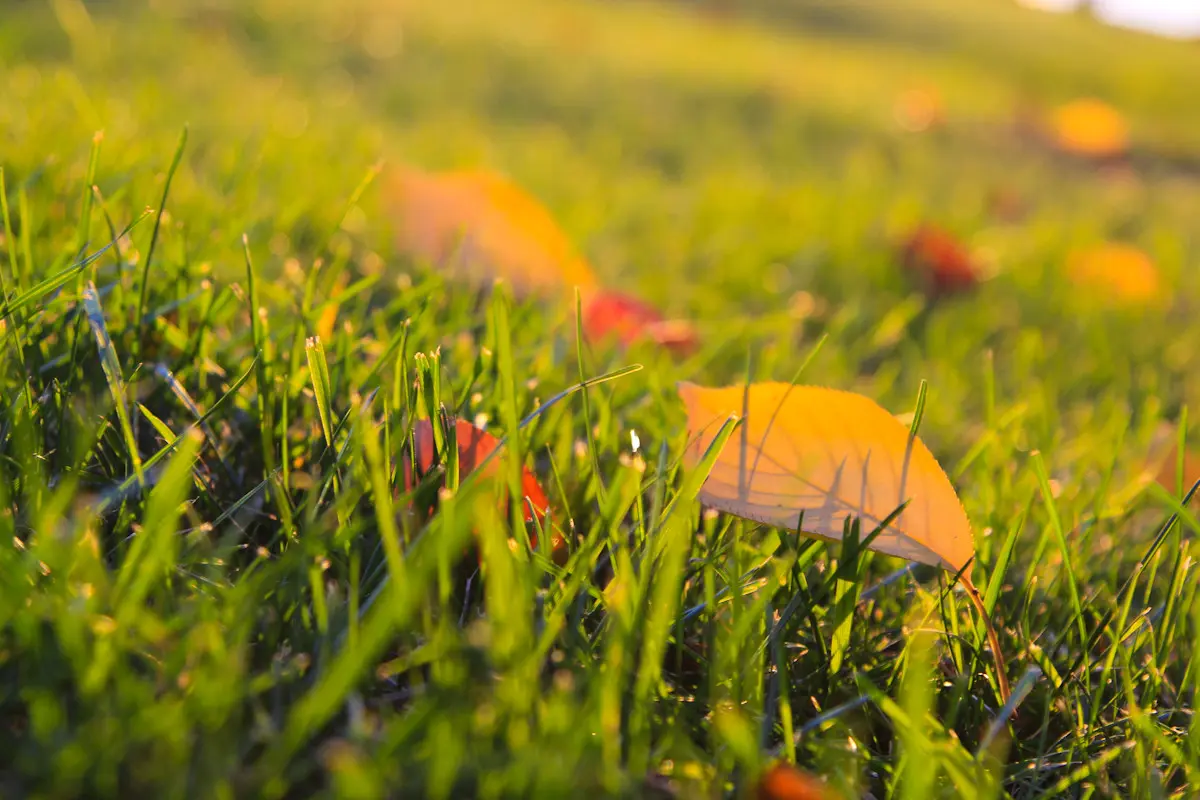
893 86 944 133
384 166 599 297
1151 440 1200 496
583 290 699 357
1050 98 1129 159
678 382 974 577
754 763 842 800
316 271 349 343
403 419 561 550
1066 243 1161 306
1142 424 1200 494
899 224 981 297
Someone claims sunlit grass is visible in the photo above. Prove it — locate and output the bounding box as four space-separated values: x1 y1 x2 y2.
2 0 1200 797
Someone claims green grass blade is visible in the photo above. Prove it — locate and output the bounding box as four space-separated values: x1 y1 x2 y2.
83 281 144 487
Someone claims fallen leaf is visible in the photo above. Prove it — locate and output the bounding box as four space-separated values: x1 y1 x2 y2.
1155 443 1200 494
384 166 599 297
1066 243 1161 306
1050 98 1129 160
754 762 843 800
403 418 561 550
316 271 349 342
678 381 974 577
1145 424 1200 495
899 224 981 297
893 86 944 133
582 289 699 356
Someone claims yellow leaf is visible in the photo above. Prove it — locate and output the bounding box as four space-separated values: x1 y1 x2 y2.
1066 243 1161 306
316 271 348 342
1050 98 1129 159
678 381 974 577
384 165 599 297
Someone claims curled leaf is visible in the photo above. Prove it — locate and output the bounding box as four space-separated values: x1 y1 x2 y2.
1066 243 1161 306
384 166 599 297
1050 98 1129 160
899 224 981 297
678 381 974 577
582 289 699 357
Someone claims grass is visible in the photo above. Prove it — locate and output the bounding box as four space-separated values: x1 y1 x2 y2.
3 0 1200 796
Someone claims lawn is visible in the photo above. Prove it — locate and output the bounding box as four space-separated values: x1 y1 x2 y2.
3 0 1200 797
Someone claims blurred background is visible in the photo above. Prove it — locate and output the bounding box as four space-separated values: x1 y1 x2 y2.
2 0 1199 399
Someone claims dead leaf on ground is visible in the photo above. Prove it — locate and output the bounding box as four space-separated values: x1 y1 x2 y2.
1144 424 1200 495
1065 243 1161 306
583 289 699 357
403 418 562 551
893 86 944 133
899 224 982 297
316 270 349 342
384 165 599 298
754 762 844 800
1050 98 1130 160
1155 443 1200 495
678 381 974 578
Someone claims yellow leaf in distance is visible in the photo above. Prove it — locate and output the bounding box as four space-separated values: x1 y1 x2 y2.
1066 243 1161 306
384 166 599 298
678 382 974 577
1050 98 1129 159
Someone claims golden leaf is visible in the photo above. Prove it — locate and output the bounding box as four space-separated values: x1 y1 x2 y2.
384 165 598 297
1050 98 1129 159
1066 243 1161 306
893 86 944 134
678 382 974 577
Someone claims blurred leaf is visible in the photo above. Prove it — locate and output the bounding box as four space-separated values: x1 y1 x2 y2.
893 86 944 133
898 224 981 297
753 761 843 800
1066 243 1161 306
384 165 599 298
582 289 699 356
1050 98 1129 159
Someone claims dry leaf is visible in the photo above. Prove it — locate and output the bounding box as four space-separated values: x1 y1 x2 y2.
899 224 981 297
1066 243 1161 306
403 418 561 550
1050 98 1129 159
679 382 974 577
754 763 843 800
316 271 349 342
583 289 699 356
1155 443 1200 494
1146 424 1200 495
893 86 944 133
384 166 599 297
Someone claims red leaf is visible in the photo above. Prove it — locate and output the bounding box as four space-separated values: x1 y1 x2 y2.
582 290 699 357
403 419 560 549
899 224 981 297
755 763 842 800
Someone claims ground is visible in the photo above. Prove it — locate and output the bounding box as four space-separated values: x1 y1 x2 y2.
2 0 1200 797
